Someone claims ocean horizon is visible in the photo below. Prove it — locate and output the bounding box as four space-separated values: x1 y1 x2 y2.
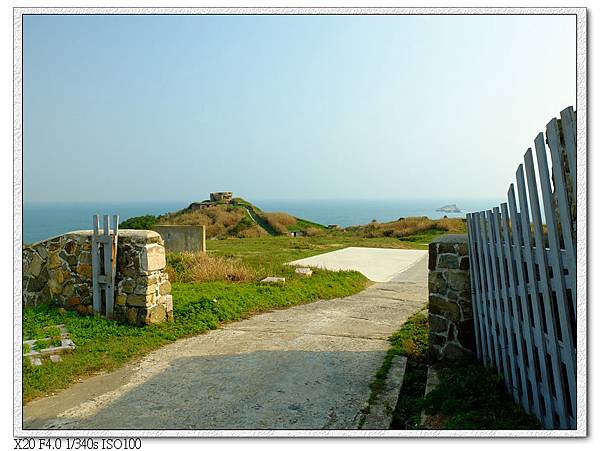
22 198 502 244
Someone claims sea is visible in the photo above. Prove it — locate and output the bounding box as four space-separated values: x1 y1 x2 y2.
22 198 502 245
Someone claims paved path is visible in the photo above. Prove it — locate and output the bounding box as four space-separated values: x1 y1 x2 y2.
289 247 427 282
24 253 427 430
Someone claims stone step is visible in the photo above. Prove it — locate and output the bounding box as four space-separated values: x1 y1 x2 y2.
360 355 408 429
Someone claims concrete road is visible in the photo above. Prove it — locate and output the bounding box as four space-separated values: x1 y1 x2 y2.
289 247 427 282
23 253 427 430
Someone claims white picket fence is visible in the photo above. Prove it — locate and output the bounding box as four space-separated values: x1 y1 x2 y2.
466 107 577 429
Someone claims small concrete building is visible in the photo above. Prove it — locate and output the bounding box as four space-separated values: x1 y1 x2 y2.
210 192 233 203
188 202 211 211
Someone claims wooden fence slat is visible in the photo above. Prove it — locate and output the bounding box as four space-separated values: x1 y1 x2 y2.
480 211 503 370
507 183 542 420
467 214 484 361
500 202 531 411
516 163 555 428
486 209 511 385
91 214 101 314
102 215 111 318
475 213 494 366
474 212 496 367
491 207 520 402
559 106 577 199
466 108 577 429
534 132 577 428
470 213 487 364
524 148 569 428
473 214 488 363
546 120 577 315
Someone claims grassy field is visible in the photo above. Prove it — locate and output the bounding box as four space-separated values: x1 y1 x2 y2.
120 197 466 241
367 310 541 430
205 232 440 269
23 268 368 403
22 226 461 404
360 309 429 428
421 363 540 429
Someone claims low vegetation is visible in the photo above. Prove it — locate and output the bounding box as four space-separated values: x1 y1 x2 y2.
118 197 460 243
119 214 158 230
25 204 470 407
157 205 250 237
362 310 429 429
422 363 541 429
263 212 297 234
164 232 428 285
22 269 369 403
372 310 541 430
346 216 465 239
165 252 256 283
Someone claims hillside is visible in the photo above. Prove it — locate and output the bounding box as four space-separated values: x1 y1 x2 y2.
119 197 327 239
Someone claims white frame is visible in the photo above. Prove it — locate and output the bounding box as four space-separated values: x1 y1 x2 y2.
13 6 587 438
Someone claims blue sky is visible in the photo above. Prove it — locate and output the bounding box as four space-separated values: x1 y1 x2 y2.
23 14 576 202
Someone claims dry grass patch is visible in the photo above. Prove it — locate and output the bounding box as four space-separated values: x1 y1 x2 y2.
158 206 247 237
305 226 326 237
166 252 256 283
347 216 465 238
236 225 269 238
263 212 297 234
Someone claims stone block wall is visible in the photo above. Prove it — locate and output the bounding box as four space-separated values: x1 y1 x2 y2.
152 225 206 253
428 234 474 362
22 230 173 325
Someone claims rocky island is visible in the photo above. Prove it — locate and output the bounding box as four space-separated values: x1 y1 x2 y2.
436 204 461 213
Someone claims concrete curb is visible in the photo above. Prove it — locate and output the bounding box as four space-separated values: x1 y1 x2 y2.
360 355 408 430
420 365 442 429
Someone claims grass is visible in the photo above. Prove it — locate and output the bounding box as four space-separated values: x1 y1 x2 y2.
346 216 466 239
23 224 455 404
288 217 327 233
361 310 429 429
206 234 428 273
120 198 463 242
157 205 249 237
165 252 256 283
391 321 539 429
164 232 430 284
422 363 541 429
22 269 369 403
263 212 298 234
366 309 540 430
23 322 62 341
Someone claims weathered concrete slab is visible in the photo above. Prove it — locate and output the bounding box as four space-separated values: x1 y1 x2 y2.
23 253 428 430
289 247 427 282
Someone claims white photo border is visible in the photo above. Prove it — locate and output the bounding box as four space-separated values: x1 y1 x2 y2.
13 6 587 438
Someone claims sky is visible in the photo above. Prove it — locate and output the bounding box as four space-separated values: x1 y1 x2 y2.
23 14 576 202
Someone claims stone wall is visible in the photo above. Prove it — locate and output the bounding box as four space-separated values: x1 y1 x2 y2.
428 234 474 362
22 230 173 325
152 225 206 253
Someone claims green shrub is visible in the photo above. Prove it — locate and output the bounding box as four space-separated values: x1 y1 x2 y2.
119 215 158 230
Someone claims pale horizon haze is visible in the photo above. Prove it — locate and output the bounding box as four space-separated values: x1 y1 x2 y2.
23 14 576 203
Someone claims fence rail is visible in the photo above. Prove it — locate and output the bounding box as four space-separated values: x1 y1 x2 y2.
466 106 576 429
